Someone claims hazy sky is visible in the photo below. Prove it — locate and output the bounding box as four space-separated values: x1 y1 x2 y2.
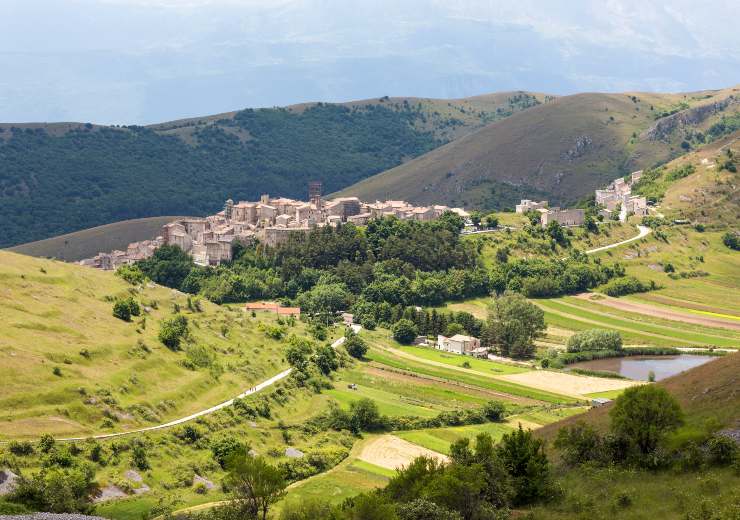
1 0 738 124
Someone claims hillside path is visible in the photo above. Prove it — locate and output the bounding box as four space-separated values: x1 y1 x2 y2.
584 225 651 254
47 333 353 442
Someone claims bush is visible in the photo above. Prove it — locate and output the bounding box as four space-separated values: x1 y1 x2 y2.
211 438 246 468
602 276 654 297
482 401 506 422
115 264 146 285
392 319 418 344
722 231 740 251
158 314 188 350
8 441 34 456
707 435 738 466
554 421 603 466
566 329 622 352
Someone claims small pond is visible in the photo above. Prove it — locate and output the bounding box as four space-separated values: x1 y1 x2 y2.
568 354 716 381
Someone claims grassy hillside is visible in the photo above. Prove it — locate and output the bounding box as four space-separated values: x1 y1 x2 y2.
6 216 190 261
0 92 545 248
336 86 740 209
0 250 308 439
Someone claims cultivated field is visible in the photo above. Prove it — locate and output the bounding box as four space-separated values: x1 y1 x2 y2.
358 434 449 470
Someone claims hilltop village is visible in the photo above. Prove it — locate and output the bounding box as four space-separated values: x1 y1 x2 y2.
81 188 470 269
80 171 649 271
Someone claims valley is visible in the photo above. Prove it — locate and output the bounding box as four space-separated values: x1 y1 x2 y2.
0 93 738 520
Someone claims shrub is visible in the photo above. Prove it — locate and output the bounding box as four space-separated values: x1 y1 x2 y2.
722 231 740 251
482 401 506 422
131 442 150 471
392 319 418 344
115 264 146 285
52 367 62 377
566 329 622 352
211 438 247 468
554 421 603 466
8 441 34 456
158 314 188 350
602 276 654 297
707 435 738 466
113 297 141 322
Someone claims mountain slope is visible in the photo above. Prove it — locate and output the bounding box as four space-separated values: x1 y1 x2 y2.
7 216 190 262
336 86 740 209
0 92 546 248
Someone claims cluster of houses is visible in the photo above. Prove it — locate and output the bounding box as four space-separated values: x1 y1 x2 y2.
511 169 648 230
595 170 648 221
80 187 470 270
515 199 586 228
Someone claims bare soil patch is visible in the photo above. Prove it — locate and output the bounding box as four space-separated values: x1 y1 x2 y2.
575 293 740 331
497 370 640 398
359 435 448 470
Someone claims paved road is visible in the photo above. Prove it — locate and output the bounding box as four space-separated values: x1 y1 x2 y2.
48 334 351 442
584 225 650 255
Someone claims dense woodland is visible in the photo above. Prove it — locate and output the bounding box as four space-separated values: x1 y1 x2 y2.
0 103 446 247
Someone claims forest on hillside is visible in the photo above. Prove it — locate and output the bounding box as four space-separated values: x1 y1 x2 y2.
0 103 444 247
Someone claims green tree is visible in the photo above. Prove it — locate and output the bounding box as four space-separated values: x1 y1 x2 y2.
392 319 418 344
349 398 383 432
609 385 683 459
314 344 339 375
344 331 369 359
225 455 287 520
138 245 194 290
484 293 545 358
211 438 247 469
470 211 483 228
497 425 550 505
483 214 499 229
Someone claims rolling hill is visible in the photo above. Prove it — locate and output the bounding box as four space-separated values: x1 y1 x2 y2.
7 216 190 262
0 250 306 439
0 92 546 248
336 86 740 209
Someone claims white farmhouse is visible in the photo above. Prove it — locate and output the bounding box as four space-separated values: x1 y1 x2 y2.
436 334 481 355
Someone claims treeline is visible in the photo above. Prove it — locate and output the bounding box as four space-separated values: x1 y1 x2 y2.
0 102 447 247
136 216 623 323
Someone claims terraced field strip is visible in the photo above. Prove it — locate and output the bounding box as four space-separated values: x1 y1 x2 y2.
629 293 740 322
365 346 576 404
398 345 530 374
567 296 740 339
396 422 516 455
327 379 441 417
539 307 683 347
537 299 730 347
558 298 740 347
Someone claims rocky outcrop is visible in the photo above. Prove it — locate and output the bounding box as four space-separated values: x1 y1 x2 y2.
0 469 19 496
560 135 593 161
642 96 738 141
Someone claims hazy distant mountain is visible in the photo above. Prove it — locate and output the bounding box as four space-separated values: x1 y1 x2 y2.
1 0 738 124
